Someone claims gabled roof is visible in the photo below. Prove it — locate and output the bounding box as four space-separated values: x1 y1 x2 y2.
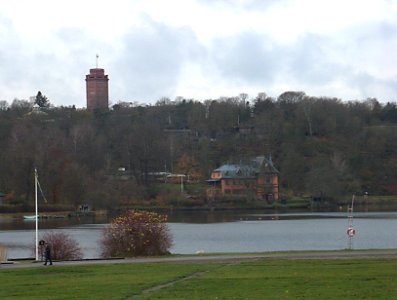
211 155 279 180
251 155 279 173
213 164 256 179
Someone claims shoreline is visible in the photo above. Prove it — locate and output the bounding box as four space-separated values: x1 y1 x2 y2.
1 202 397 220
1 194 396 215
2 249 397 269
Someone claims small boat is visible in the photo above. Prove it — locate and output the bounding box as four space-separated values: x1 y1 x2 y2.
24 214 62 220
24 215 39 220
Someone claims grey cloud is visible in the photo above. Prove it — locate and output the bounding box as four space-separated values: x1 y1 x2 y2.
286 33 348 85
197 0 284 11
1 23 112 107
209 31 341 87
327 20 397 101
348 72 397 102
353 20 397 42
208 23 397 102
0 15 23 84
0 19 73 104
282 30 397 101
113 16 205 102
211 32 280 85
1 6 396 107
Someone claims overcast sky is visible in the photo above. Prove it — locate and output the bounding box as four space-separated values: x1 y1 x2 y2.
0 0 396 108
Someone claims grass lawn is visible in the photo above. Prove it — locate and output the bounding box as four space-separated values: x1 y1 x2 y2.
1 258 396 299
146 259 397 300
0 263 217 300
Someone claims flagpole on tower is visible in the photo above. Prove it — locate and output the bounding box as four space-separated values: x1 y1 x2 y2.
96 54 99 68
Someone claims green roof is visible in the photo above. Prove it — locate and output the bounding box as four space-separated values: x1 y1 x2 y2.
211 155 279 179
214 164 256 179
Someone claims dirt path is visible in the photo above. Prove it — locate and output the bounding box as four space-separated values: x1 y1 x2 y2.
126 271 208 300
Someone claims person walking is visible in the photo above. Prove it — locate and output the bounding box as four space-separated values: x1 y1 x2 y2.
44 244 53 266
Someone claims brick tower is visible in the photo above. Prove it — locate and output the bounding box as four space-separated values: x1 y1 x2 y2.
85 66 109 110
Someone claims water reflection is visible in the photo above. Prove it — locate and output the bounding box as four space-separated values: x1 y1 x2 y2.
1 209 396 230
0 214 109 231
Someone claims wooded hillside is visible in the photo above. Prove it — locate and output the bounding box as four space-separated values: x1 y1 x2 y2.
0 92 396 209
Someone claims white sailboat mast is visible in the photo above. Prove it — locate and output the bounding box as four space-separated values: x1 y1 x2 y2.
35 168 38 261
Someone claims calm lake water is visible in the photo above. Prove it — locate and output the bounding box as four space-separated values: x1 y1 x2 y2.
1 210 396 259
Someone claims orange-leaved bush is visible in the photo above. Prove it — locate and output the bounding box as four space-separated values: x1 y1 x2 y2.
100 210 173 257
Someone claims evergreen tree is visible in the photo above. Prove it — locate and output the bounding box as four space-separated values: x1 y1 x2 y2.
35 91 49 108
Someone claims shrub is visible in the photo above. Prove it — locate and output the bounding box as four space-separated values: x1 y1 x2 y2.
100 210 173 257
38 232 83 260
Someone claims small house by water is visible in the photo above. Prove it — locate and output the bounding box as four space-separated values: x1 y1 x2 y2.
206 155 279 201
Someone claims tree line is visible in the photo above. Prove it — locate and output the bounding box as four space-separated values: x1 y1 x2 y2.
0 91 396 209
